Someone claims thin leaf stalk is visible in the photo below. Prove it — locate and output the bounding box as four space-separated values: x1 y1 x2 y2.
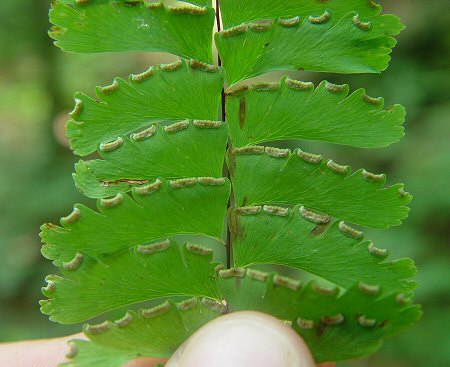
216 0 231 269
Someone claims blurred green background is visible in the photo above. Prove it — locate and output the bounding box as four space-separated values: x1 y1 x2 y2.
0 0 449 366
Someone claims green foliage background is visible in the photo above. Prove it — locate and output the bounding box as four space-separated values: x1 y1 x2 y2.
0 0 448 366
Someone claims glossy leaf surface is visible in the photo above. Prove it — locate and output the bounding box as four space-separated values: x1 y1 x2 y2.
230 206 416 294
50 1 215 62
229 147 411 228
41 240 221 324
226 78 405 148
74 121 228 198
67 60 223 156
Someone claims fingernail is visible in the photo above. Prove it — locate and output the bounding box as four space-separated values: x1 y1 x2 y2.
166 311 316 367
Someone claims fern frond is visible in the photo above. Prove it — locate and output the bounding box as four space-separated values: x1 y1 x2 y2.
219 0 387 28
64 269 421 365
218 270 422 362
50 1 214 62
67 60 223 156
83 299 224 358
40 178 230 266
74 121 228 198
229 147 411 228
230 206 416 294
39 1 421 364
226 78 405 148
41 240 221 324
62 298 222 366
216 13 404 84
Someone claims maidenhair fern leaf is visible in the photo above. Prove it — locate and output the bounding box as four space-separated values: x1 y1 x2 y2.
41 1 420 365
74 121 228 198
63 298 222 367
216 13 404 84
219 0 387 28
65 269 420 365
83 299 224 359
73 161 143 199
229 147 411 228
67 59 223 156
226 78 405 148
50 1 214 62
61 340 133 367
230 206 416 294
58 0 213 6
71 161 133 199
41 240 221 324
217 270 422 362
41 178 230 266
292 287 422 362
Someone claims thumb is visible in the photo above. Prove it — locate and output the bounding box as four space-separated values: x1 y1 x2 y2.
166 311 316 367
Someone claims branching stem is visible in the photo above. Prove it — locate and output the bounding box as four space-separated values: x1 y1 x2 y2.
216 0 231 269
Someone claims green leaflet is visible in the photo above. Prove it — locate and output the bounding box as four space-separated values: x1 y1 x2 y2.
217 270 421 362
58 0 212 6
226 78 405 148
41 240 221 324
74 121 228 198
293 290 421 363
61 340 132 367
49 1 214 62
215 13 404 85
63 299 222 367
229 147 411 228
59 1 212 5
41 178 230 266
230 206 416 294
84 299 222 359
58 268 421 367
73 161 134 199
59 0 213 6
219 0 385 28
67 59 224 156
64 270 420 366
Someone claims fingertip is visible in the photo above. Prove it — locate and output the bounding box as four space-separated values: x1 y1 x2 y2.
166 311 316 367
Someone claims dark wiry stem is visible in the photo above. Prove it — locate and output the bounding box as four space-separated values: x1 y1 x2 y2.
216 0 231 269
